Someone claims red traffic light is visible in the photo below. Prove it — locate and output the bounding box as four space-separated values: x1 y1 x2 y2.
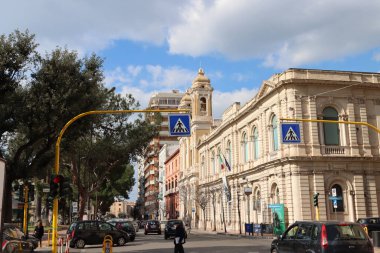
53 175 64 184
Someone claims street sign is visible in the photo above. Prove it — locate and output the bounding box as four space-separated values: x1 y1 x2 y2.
333 199 338 208
328 196 342 201
281 123 301 143
72 202 78 213
168 114 191 136
331 188 337 197
268 204 283 209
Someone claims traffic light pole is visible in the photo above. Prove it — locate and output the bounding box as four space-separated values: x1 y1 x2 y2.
51 109 189 253
23 184 29 235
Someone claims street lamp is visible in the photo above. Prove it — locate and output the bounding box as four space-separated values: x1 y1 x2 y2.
236 187 242 234
244 187 252 224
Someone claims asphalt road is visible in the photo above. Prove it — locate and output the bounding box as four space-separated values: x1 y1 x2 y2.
64 231 273 253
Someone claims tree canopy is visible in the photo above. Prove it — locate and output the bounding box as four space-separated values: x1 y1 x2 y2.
0 30 159 221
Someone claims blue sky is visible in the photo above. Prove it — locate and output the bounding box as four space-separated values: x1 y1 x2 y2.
2 0 380 201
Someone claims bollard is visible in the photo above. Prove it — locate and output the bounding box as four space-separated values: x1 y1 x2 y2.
47 229 52 246
102 235 113 253
65 234 70 253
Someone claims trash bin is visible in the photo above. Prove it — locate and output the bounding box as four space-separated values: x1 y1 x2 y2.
372 231 380 247
245 223 253 235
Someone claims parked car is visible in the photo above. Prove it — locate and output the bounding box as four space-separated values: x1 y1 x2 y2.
2 224 36 252
107 219 136 241
164 219 187 240
357 217 380 238
144 220 161 235
270 221 373 253
67 220 130 248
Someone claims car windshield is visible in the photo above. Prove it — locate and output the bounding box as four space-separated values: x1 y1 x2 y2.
168 220 182 226
327 224 367 240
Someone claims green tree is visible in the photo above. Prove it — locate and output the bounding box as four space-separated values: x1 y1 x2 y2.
64 93 159 220
1 31 112 221
0 30 38 157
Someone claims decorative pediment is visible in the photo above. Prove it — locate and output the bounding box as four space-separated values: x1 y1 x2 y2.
256 81 274 99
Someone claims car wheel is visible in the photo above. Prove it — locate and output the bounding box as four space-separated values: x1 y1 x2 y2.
75 239 86 249
130 236 135 242
271 249 278 253
117 237 126 246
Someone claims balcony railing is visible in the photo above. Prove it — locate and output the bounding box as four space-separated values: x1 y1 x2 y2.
321 145 347 155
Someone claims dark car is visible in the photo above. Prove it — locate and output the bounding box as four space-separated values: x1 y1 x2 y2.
164 219 187 240
1 224 36 253
67 220 130 248
357 217 380 238
107 219 136 241
144 220 161 235
270 221 373 253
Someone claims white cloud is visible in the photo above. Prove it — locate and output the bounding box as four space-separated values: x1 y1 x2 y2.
168 0 380 68
105 64 255 117
4 0 380 70
1 0 185 54
213 88 258 118
373 52 380 62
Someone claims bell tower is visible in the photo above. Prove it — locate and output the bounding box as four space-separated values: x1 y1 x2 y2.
189 68 213 124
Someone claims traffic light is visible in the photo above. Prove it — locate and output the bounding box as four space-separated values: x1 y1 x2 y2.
18 186 24 202
313 193 319 207
59 176 72 198
28 184 35 202
49 174 62 198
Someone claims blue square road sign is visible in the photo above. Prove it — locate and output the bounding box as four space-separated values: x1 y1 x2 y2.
281 123 301 143
168 114 191 136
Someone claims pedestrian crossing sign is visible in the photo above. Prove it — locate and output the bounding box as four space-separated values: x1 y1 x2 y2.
168 114 191 136
281 123 301 143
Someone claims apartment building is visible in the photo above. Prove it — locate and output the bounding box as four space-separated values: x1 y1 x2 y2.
137 90 184 219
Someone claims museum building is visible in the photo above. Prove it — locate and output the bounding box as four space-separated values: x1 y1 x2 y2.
178 68 380 233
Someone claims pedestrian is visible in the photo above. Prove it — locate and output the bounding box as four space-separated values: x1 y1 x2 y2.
174 222 186 253
34 220 44 247
260 222 264 237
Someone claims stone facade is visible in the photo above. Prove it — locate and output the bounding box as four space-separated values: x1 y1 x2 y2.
179 68 380 233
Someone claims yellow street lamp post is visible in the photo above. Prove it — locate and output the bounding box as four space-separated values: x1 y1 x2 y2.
51 109 189 253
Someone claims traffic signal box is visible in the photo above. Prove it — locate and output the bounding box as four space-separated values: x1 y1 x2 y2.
313 193 319 207
49 174 72 200
28 184 35 202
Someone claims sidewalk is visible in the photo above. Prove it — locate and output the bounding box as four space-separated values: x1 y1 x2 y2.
190 227 275 240
34 228 69 252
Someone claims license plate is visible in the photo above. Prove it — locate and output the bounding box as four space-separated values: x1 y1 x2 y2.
151 225 156 228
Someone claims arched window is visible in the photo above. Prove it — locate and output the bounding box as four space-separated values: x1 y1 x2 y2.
272 115 279 151
331 184 344 212
252 127 259 159
242 132 248 162
323 107 340 145
227 140 233 168
201 155 205 178
271 184 280 204
253 188 261 211
217 147 222 172
200 97 207 112
211 151 216 175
